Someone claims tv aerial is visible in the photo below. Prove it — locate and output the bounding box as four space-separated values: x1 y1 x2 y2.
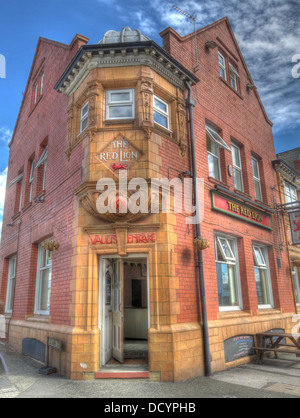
172 5 199 72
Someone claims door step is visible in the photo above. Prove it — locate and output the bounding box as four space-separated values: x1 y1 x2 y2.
95 371 149 379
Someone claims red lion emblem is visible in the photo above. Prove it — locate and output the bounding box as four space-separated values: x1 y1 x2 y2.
294 218 300 233
111 163 127 172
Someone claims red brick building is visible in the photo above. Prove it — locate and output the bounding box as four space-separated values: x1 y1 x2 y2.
0 19 297 381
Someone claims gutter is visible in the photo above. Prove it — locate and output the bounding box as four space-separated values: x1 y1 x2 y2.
185 81 212 377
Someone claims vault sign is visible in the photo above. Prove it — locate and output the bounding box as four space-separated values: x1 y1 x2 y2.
98 137 142 171
289 210 300 245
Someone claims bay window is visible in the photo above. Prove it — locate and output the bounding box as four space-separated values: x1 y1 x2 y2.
106 89 135 120
153 95 169 129
80 102 89 133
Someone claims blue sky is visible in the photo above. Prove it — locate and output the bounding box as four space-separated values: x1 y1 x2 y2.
0 0 299 230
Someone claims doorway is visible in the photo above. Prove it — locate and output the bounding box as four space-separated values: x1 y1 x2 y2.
99 256 149 368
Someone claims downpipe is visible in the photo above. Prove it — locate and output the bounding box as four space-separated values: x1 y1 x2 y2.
185 81 212 377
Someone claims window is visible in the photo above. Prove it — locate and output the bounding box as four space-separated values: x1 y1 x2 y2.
215 235 242 310
218 52 227 80
17 178 23 213
5 256 17 314
253 245 273 308
252 157 262 201
29 160 35 203
292 266 300 305
232 144 244 191
229 63 239 91
106 89 135 120
153 96 169 129
36 146 48 191
206 125 231 181
80 102 89 133
40 72 44 96
35 243 53 315
284 181 297 204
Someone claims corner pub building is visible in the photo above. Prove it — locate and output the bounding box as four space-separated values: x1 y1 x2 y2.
0 19 298 381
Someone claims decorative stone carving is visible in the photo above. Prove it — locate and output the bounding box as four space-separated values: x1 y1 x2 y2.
140 78 154 127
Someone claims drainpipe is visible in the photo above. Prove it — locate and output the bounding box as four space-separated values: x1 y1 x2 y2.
185 81 212 377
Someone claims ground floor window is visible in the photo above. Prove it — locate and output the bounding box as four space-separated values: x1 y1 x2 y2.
5 255 17 314
253 245 273 308
292 266 300 305
215 235 242 311
35 242 52 315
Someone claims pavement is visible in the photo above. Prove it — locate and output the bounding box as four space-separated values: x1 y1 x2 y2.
0 342 299 399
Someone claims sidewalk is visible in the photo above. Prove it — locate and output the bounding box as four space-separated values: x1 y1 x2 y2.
0 342 299 398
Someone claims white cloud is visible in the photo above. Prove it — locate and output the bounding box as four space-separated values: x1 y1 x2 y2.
0 127 12 145
0 167 8 237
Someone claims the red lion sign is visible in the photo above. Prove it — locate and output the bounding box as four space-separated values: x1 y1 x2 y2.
294 218 300 233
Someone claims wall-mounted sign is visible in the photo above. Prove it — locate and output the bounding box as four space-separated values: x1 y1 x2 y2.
90 233 155 245
224 335 255 363
211 191 272 230
289 211 300 245
98 137 142 171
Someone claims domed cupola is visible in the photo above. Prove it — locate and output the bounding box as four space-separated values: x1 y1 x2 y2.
98 27 150 44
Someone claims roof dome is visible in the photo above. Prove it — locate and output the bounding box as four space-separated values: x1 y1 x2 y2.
98 27 150 44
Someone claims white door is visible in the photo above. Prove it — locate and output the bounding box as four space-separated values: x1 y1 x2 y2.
112 259 124 363
103 259 113 365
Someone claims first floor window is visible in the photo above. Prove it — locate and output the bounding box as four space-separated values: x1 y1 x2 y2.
153 95 169 129
35 243 53 315
29 160 35 203
252 157 263 201
253 245 273 308
80 102 89 133
106 89 135 120
232 143 244 191
292 266 300 305
207 132 221 180
284 181 297 205
5 256 17 314
215 235 242 310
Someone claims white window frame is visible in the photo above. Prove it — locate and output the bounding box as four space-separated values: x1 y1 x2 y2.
153 95 170 130
218 52 227 80
80 102 89 133
36 146 48 191
252 157 262 201
253 244 274 309
206 126 231 152
5 256 17 314
34 82 38 105
229 63 239 91
292 266 300 306
207 135 221 181
106 89 135 121
232 143 244 192
215 234 243 312
284 181 297 204
29 160 35 203
40 72 44 96
35 243 53 316
18 178 23 213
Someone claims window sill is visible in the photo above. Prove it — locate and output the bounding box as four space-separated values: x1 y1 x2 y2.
28 95 43 118
218 310 251 320
257 308 281 316
26 315 50 323
22 202 32 214
219 77 243 100
153 123 173 138
208 176 230 189
104 119 135 125
12 212 21 221
33 190 45 201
